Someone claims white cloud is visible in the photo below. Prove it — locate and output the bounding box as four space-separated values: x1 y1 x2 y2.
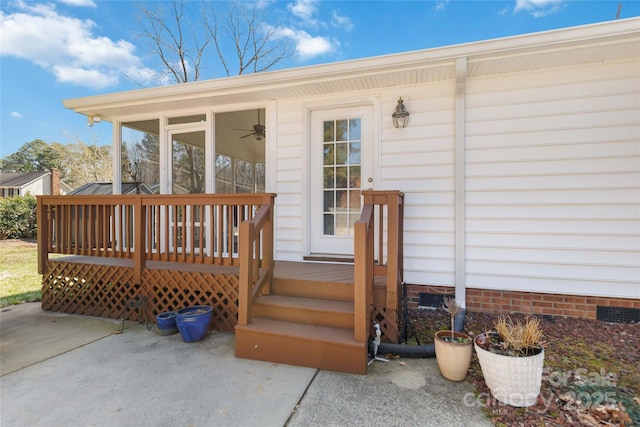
53 65 119 89
58 0 97 7
11 111 24 119
274 27 335 59
288 0 318 21
514 0 565 17
331 11 353 31
0 1 156 89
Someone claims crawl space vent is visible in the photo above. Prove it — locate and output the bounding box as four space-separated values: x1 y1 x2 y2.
596 306 640 324
418 293 444 310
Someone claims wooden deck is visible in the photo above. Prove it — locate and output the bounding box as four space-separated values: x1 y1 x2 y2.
38 191 404 374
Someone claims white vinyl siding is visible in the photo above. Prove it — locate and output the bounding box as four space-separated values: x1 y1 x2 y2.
274 102 307 260
378 83 457 286
22 175 51 196
464 60 640 298
272 59 639 300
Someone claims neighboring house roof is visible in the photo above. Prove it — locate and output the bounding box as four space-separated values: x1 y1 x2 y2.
69 182 153 195
0 171 50 188
63 18 639 120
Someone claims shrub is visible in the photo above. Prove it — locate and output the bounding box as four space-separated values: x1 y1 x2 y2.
0 195 37 239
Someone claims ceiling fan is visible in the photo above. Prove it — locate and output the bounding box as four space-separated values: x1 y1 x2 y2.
235 110 265 141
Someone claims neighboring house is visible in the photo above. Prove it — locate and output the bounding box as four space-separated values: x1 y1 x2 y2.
0 170 67 197
61 19 639 318
68 182 153 195
59 181 74 195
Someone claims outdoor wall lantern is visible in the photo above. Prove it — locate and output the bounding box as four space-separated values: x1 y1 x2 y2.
392 97 410 128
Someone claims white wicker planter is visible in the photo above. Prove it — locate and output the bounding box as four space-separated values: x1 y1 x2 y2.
474 333 544 407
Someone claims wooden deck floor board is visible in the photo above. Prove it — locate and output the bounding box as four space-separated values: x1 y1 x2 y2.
273 260 354 283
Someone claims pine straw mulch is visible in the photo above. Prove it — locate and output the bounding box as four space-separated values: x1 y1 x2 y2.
405 309 640 427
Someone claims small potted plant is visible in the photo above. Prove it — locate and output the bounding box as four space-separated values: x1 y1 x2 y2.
474 315 545 407
434 297 473 381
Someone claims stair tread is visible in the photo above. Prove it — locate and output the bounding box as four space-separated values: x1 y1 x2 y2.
237 318 359 346
255 295 354 314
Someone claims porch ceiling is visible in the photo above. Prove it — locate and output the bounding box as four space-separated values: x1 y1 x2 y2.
63 18 639 121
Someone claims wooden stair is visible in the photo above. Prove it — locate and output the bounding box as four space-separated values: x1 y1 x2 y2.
234 276 368 375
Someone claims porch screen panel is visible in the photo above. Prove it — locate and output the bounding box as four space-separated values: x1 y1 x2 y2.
322 118 362 236
215 154 233 193
121 121 160 194
170 131 206 256
172 131 205 194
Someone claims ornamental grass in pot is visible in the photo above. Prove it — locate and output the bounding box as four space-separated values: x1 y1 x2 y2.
434 297 473 381
474 315 545 407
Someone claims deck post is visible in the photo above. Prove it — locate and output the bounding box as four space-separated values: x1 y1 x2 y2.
354 205 374 343
386 193 399 310
238 219 253 326
385 191 404 311
133 197 145 285
36 196 48 275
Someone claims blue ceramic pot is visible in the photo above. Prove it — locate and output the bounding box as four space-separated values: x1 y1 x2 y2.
156 311 178 336
176 306 213 343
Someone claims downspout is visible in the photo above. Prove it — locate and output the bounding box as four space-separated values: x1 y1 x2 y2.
374 64 469 359
454 57 467 309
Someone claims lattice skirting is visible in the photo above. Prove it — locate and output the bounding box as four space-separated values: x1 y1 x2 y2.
42 261 240 331
143 269 239 332
43 261 399 340
42 261 141 320
373 307 399 344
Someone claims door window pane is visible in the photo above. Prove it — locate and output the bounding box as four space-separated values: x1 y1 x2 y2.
321 117 362 236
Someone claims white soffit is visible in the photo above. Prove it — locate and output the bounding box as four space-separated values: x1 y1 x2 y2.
63 18 640 120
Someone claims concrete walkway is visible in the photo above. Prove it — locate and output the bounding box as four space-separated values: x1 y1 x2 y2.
0 303 492 427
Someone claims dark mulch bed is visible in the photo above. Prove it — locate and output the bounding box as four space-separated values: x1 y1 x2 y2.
404 309 640 426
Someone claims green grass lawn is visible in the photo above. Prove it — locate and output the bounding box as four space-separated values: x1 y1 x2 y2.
0 240 43 307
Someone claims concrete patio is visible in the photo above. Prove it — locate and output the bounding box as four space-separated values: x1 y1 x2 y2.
0 303 492 426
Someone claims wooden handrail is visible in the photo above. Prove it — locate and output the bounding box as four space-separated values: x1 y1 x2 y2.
354 204 374 343
353 190 405 343
237 201 275 326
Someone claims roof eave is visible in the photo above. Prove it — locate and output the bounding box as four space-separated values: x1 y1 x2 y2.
62 17 640 119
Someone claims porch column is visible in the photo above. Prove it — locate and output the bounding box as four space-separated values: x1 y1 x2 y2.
113 120 122 194
454 57 467 308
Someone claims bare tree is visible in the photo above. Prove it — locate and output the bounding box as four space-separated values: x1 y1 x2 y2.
137 1 208 83
136 0 292 84
205 2 291 76
51 139 112 187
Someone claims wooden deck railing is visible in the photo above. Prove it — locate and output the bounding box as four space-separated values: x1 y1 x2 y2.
37 193 276 285
237 202 274 326
353 190 405 343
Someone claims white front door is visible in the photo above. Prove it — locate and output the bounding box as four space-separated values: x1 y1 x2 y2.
309 105 374 256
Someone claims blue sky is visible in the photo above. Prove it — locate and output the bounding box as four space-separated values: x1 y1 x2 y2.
1 0 638 158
